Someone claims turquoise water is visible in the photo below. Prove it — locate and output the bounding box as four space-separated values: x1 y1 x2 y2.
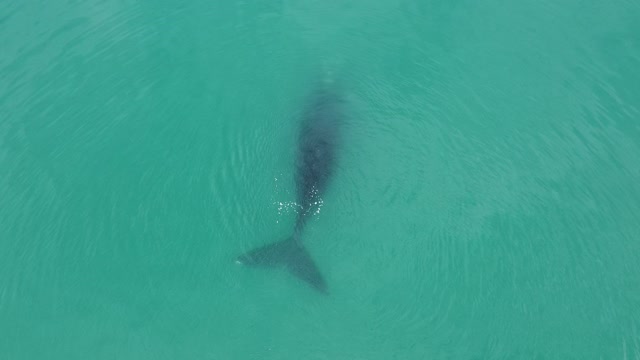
2 0 640 358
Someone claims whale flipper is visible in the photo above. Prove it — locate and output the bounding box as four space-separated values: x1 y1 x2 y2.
236 238 327 293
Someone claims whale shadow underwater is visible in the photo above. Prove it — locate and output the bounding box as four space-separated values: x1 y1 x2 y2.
235 81 344 294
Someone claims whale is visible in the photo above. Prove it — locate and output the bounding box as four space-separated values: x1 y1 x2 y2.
235 81 343 294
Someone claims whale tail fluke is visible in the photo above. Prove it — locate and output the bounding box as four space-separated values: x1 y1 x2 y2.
235 238 327 294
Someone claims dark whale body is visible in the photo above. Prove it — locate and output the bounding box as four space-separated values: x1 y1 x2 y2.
235 83 343 293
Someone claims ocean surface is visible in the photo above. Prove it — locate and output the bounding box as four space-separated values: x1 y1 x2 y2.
1 0 640 358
